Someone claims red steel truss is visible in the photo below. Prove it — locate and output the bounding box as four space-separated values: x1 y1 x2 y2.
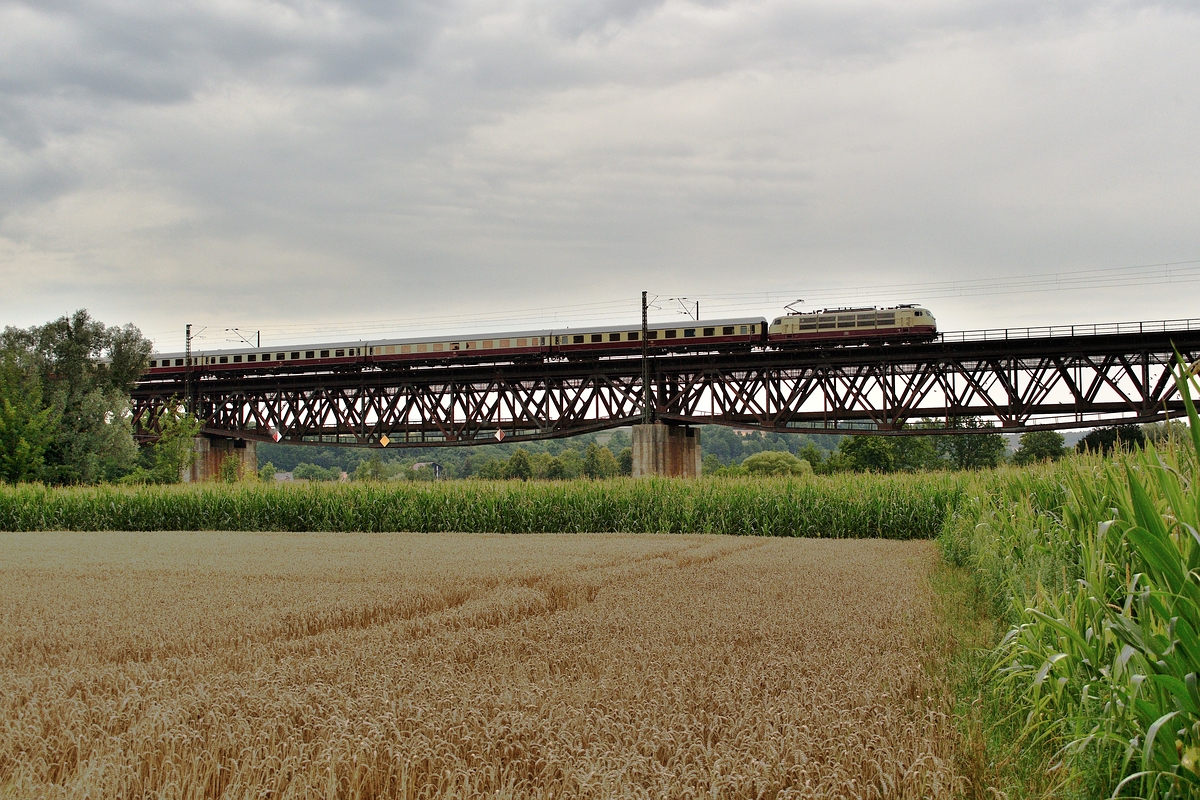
130 323 1200 447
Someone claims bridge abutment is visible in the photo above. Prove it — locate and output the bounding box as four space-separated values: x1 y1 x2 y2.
183 436 257 483
631 423 701 478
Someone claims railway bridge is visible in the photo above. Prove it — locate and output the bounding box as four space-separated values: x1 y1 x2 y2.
130 317 1200 478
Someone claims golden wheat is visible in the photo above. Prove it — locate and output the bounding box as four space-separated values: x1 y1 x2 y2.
0 533 962 798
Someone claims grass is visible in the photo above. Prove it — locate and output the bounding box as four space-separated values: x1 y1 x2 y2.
0 533 962 798
938 362 1200 798
0 473 964 537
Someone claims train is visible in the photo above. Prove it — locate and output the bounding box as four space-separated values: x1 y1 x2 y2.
143 304 937 376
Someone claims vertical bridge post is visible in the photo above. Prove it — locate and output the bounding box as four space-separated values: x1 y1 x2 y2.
631 422 701 478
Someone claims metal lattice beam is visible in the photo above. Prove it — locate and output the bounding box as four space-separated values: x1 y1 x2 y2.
131 327 1200 447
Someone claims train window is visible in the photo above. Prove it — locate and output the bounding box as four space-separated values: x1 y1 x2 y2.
628 331 638 341
516 338 527 347
416 344 427 353
290 352 300 359
647 331 658 339
319 350 329 358
483 341 493 349
499 339 510 348
818 318 835 329
573 335 584 344
665 330 677 339
684 329 696 337
877 314 895 325
233 355 242 363
723 326 734 336
305 351 315 359
401 345 411 354
739 326 747 335
799 320 818 330
609 333 621 342
433 343 443 352
587 333 599 343
335 349 344 357
219 356 228 364
149 360 157 367
773 319 781 327
703 328 714 336
914 311 923 317
248 354 256 362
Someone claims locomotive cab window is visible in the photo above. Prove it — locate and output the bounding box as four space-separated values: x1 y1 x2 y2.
914 311 923 317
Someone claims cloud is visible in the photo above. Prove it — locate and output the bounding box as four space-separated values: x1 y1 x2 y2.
1 0 1199 344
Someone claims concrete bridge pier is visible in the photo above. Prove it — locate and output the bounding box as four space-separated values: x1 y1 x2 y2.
631 423 702 478
183 436 257 483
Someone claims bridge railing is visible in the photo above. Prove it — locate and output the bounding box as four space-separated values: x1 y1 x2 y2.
939 317 1200 343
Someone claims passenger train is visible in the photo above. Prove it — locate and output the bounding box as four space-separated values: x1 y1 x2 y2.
143 304 937 376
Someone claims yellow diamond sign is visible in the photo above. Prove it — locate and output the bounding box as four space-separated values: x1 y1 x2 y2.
379 435 390 448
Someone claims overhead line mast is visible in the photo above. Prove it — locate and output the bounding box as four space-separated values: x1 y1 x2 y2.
641 291 653 424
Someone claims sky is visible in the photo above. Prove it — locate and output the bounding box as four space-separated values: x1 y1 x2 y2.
2 0 1199 351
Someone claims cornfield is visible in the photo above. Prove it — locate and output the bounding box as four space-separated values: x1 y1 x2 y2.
941 361 1200 797
0 533 963 798
0 474 963 537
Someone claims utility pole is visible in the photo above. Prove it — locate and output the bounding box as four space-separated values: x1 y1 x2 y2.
184 323 193 415
641 291 653 424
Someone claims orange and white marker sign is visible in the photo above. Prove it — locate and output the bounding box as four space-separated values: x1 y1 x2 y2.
379 435 391 447
494 429 505 441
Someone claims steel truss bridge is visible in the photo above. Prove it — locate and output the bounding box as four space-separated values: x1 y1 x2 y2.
130 318 1200 448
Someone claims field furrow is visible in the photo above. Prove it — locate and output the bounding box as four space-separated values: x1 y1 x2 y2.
0 533 960 798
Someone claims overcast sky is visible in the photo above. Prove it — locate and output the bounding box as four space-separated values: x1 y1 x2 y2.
2 0 1198 350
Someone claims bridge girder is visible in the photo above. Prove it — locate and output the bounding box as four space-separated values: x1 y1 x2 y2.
131 329 1200 447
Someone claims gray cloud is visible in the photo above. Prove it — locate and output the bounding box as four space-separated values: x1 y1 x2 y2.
1 0 1199 345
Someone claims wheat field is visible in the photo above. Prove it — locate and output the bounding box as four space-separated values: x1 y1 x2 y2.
0 533 962 798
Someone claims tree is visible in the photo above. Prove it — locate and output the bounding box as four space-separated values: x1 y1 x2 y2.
839 436 896 473
294 462 339 481
354 454 387 481
1012 430 1066 465
702 453 722 476
0 356 56 484
583 444 620 478
475 458 505 479
935 417 1006 470
1 310 151 484
504 449 533 480
618 447 633 475
259 461 277 482
218 454 241 483
797 442 824 472
1076 425 1145 455
742 450 812 476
